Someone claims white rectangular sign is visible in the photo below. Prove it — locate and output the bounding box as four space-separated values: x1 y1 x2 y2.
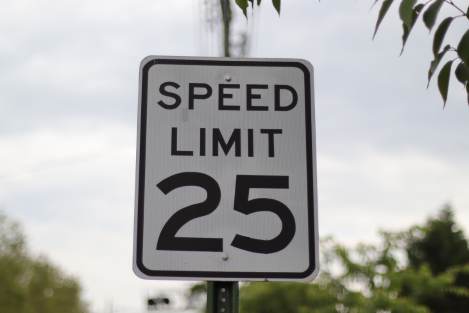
133 56 318 281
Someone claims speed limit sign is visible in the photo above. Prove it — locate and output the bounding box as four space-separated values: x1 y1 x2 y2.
133 56 318 281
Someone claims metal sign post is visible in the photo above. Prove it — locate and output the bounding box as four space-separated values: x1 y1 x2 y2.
207 281 239 313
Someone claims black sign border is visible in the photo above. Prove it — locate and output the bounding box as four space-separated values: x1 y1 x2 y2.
135 57 317 280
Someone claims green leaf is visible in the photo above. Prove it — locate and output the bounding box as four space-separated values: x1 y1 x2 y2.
423 0 444 31
437 60 453 105
249 0 262 7
272 0 281 14
432 17 453 56
236 0 249 16
400 4 424 54
373 0 394 39
457 29 469 65
466 84 469 105
428 44 451 86
399 0 417 27
455 62 469 84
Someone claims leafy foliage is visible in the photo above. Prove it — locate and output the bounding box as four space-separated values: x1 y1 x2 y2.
374 0 395 38
433 17 453 55
399 0 418 28
189 206 469 312
406 206 469 274
233 0 469 107
438 60 454 104
458 29 469 65
403 207 469 312
400 2 424 53
423 0 444 31
236 0 248 16
272 0 281 14
429 44 451 86
236 0 280 16
455 61 469 103
0 212 88 313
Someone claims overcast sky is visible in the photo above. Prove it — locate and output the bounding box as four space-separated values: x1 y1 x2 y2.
1 0 468 312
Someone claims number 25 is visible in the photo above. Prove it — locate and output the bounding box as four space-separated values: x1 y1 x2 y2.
156 172 296 254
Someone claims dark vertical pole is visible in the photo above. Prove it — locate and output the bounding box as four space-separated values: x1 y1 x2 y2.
210 1 236 311
207 281 239 313
219 0 232 57
209 1 236 312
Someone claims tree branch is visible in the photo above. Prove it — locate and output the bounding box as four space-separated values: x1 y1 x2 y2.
444 0 466 15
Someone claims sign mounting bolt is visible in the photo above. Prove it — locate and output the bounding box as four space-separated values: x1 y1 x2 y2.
222 253 229 261
224 74 232 82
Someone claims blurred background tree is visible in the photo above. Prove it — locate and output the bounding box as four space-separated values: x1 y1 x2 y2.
188 205 469 313
0 212 88 313
406 205 469 274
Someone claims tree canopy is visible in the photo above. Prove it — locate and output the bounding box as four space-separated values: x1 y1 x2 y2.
0 212 88 313
239 206 469 313
188 205 469 312
406 206 469 274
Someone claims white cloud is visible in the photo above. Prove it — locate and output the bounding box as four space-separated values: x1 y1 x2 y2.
318 147 469 244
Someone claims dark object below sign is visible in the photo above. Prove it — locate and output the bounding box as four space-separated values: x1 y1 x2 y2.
147 296 170 310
